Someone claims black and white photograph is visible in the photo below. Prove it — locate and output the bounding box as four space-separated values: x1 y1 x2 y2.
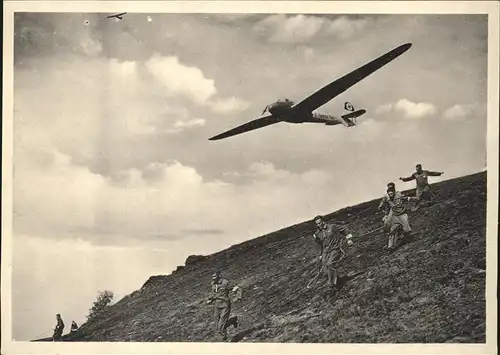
1 1 498 354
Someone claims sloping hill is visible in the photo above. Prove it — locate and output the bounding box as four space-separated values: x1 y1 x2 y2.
56 172 486 343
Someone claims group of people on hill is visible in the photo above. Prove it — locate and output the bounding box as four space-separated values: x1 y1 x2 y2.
379 163 444 249
206 163 443 341
313 163 443 289
51 314 78 341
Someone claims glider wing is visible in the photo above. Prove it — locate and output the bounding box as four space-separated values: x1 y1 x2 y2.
209 115 282 141
293 43 412 113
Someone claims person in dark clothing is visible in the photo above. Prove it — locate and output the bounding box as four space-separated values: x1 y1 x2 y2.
52 314 64 341
312 215 354 289
400 164 443 208
207 271 243 341
70 321 78 334
379 186 418 250
379 182 397 231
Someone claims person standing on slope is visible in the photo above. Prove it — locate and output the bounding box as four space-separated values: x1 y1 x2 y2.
379 182 396 232
207 271 243 341
379 186 418 250
70 321 79 334
52 314 65 341
399 164 444 209
312 215 355 290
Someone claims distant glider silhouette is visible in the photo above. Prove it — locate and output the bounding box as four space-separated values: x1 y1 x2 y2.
107 12 127 20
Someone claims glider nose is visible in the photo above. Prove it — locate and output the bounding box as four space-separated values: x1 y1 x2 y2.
267 103 278 115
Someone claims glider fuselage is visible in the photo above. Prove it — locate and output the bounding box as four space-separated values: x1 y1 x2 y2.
267 100 341 125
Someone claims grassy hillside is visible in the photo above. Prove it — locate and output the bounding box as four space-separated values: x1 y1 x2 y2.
52 172 486 343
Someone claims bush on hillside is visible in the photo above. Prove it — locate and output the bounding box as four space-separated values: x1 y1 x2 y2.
86 290 114 321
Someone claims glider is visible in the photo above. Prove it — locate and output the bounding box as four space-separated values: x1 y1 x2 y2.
106 12 127 20
209 42 412 141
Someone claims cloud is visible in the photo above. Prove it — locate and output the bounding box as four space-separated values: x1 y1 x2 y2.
257 14 325 43
109 58 138 78
15 13 104 60
375 103 393 115
145 55 250 115
210 97 250 114
253 14 373 44
146 54 217 105
164 118 206 134
15 150 219 242
247 161 293 181
326 16 373 40
78 34 103 57
395 99 437 119
173 118 206 129
376 99 437 119
443 104 475 120
15 56 162 159
15 51 250 168
207 14 264 24
15 153 342 246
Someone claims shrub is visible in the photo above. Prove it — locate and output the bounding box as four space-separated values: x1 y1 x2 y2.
87 290 114 321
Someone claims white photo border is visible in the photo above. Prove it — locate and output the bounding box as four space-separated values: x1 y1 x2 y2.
2 1 498 354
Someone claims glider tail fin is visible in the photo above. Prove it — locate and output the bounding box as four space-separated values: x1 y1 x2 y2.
341 109 366 126
338 115 356 127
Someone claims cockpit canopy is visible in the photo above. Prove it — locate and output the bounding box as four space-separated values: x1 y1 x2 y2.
276 98 294 106
262 98 295 115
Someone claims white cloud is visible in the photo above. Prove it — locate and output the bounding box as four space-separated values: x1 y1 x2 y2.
50 13 104 57
15 53 249 157
254 15 373 44
326 16 372 40
14 154 339 244
395 99 437 119
208 14 260 23
358 117 382 129
15 151 216 240
145 54 217 104
210 96 250 114
79 35 103 57
376 99 436 119
14 56 171 154
109 59 137 78
173 118 206 129
443 104 475 120
249 161 278 175
164 118 206 134
254 14 325 43
248 161 292 180
145 55 250 116
375 103 393 115
14 149 106 234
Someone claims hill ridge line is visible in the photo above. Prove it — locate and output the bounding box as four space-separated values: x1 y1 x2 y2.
40 171 486 343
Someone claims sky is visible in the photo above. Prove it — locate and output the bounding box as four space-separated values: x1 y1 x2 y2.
10 12 487 340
